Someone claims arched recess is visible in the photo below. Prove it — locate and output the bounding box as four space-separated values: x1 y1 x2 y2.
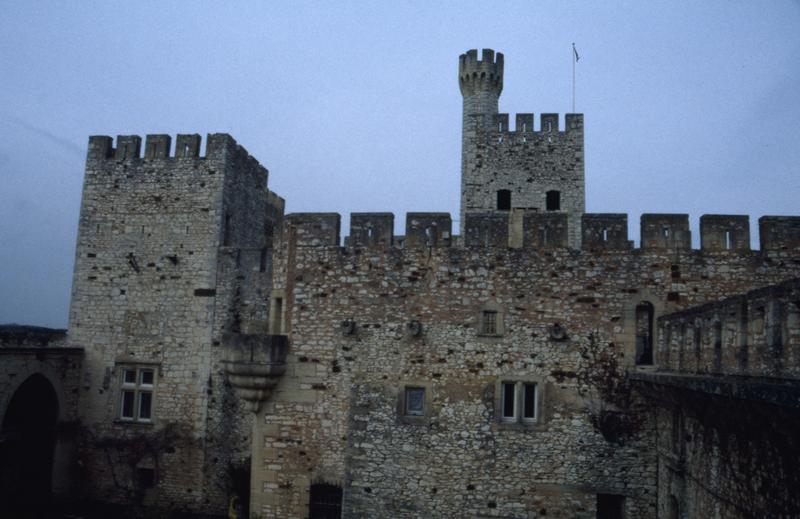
619 289 667 367
0 373 60 516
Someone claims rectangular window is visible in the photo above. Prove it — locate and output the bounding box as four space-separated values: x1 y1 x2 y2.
523 383 537 421
119 367 155 423
498 380 539 425
482 311 498 335
405 387 425 416
502 382 516 420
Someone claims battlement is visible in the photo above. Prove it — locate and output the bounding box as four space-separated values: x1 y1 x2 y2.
490 113 583 134
86 133 255 161
282 212 800 252
760 216 800 251
459 48 503 97
656 277 800 379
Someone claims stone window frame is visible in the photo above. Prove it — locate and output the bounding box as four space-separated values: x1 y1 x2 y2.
397 381 433 425
115 361 160 425
620 289 667 369
269 289 287 335
477 301 505 338
494 375 546 430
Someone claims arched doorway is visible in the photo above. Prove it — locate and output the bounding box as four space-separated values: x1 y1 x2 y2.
0 373 60 517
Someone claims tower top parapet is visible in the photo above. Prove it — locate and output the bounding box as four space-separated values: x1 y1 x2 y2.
459 48 504 97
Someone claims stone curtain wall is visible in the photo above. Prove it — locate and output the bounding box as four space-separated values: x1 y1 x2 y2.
647 280 800 518
67 134 281 514
252 213 800 518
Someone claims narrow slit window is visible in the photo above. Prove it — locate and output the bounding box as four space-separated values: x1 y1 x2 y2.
725 230 733 250
602 228 609 242
635 302 655 365
482 310 498 335
223 214 232 246
501 382 517 420
522 383 537 421
271 297 283 334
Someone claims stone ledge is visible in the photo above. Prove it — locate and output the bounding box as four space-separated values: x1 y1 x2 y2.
631 371 800 408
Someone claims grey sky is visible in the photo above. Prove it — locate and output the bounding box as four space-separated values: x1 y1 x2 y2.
1 1 799 328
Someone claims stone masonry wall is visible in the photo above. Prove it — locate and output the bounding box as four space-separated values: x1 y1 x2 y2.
653 395 800 519
644 279 800 518
251 212 800 518
67 133 281 514
461 113 585 248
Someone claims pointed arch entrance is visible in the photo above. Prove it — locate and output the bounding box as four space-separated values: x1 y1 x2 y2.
0 373 60 516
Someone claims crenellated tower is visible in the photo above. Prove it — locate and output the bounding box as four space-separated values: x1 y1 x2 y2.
459 48 504 135
459 48 585 247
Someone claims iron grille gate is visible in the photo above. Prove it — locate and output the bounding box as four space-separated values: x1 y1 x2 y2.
309 483 343 519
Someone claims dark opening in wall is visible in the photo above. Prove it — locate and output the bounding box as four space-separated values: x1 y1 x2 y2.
136 468 155 489
0 374 59 517
223 214 232 246
667 495 680 519
596 493 624 519
497 190 511 211
309 483 342 519
635 302 654 365
713 320 723 371
546 190 560 211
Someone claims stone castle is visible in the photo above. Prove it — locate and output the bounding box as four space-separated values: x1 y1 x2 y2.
1 49 799 519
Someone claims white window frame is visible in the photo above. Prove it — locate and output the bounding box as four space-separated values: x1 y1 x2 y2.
495 376 544 429
398 382 432 425
500 381 538 423
119 366 156 423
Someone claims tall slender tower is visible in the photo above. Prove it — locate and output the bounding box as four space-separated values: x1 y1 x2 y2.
459 49 585 247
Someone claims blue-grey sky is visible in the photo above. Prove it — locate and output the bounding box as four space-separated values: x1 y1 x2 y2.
1 1 799 328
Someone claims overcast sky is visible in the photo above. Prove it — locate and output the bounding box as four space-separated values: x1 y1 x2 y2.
1 1 799 328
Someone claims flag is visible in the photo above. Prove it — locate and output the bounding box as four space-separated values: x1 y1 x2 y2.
573 43 580 62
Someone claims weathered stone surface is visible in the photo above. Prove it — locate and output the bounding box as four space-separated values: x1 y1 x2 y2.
65 133 284 513
5 48 800 519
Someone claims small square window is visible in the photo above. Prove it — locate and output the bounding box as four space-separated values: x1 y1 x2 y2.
405 387 425 416
123 370 137 384
140 369 154 386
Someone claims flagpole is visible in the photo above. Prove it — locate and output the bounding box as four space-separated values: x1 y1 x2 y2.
572 43 576 113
